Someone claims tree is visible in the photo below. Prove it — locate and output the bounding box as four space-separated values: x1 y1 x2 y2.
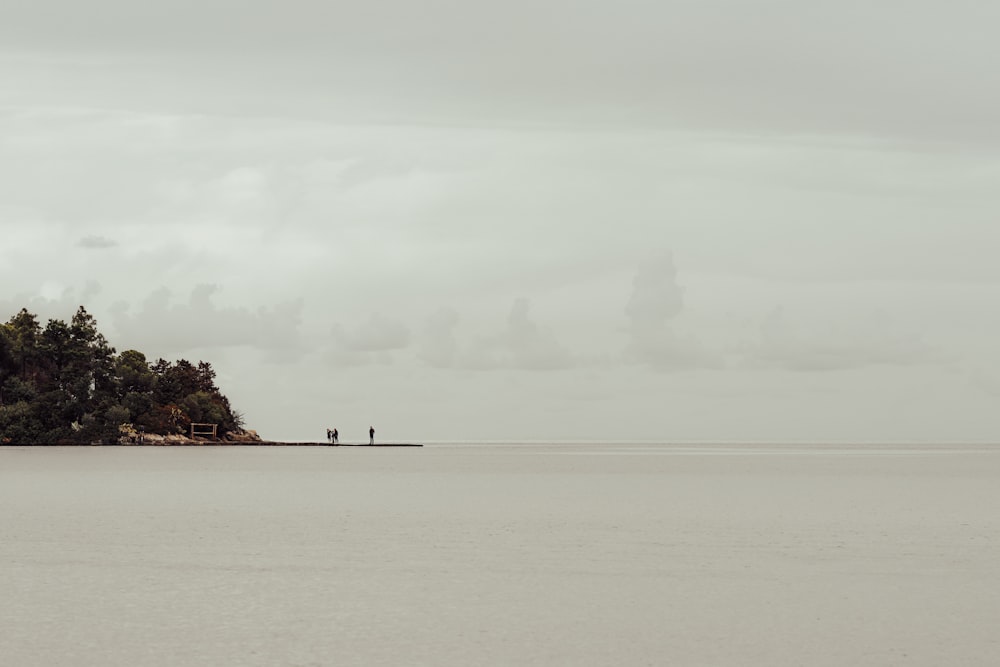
0 306 247 444
5 309 42 379
115 350 154 396
0 401 41 444
0 325 14 385
70 306 117 402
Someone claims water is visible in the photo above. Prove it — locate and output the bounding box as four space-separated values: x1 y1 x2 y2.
1 443 998 666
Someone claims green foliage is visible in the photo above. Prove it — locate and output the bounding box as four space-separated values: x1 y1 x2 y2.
0 401 43 444
2 376 37 404
0 307 246 444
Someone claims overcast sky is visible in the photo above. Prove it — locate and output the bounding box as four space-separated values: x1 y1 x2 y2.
2 0 999 442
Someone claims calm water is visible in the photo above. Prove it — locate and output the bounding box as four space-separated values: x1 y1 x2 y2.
1 443 998 666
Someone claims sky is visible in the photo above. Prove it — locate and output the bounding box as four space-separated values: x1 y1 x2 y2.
2 0 999 443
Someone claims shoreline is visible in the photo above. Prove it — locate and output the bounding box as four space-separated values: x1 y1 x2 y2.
224 441 423 447
2 441 423 447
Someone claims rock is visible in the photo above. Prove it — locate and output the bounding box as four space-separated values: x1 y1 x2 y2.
225 429 263 443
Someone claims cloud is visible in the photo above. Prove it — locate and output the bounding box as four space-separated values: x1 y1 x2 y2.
625 252 684 328
623 253 714 371
969 369 1000 397
0 281 103 324
5 1 998 145
77 235 117 249
417 308 460 369
413 299 575 371
109 284 306 360
745 306 943 372
322 312 412 367
502 297 574 370
331 313 411 353
459 298 574 371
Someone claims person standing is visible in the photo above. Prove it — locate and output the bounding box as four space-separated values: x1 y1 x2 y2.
326 428 332 443
332 428 339 444
369 426 375 446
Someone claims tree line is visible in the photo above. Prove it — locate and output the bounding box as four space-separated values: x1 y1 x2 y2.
0 306 244 444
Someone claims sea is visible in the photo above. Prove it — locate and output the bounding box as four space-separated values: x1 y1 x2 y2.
1 442 998 666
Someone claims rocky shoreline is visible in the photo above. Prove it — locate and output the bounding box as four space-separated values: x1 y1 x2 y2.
135 440 423 447
4 441 424 446
3 429 423 447
129 431 422 446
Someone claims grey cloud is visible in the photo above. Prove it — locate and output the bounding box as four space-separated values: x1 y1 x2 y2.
331 313 411 353
337 157 419 190
502 298 573 371
323 348 397 368
624 253 714 371
322 311 410 368
0 282 103 324
109 284 305 359
747 306 942 372
6 105 998 298
77 235 117 249
969 369 1000 397
414 299 574 371
625 253 684 329
460 298 574 371
3 2 997 144
417 308 460 369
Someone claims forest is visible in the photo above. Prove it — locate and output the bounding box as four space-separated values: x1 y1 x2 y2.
0 306 244 444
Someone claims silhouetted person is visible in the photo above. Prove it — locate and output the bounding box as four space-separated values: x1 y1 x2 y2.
332 428 339 444
369 426 375 446
326 428 332 443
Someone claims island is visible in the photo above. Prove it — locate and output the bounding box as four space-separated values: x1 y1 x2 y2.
1 306 257 445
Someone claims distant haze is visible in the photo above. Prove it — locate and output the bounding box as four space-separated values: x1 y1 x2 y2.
2 1 998 442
